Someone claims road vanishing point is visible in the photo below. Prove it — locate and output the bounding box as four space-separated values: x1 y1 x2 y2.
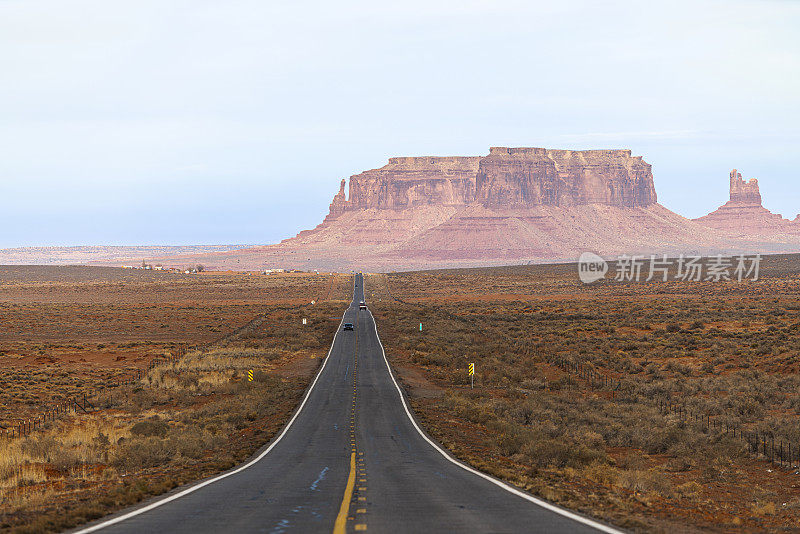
76 274 621 534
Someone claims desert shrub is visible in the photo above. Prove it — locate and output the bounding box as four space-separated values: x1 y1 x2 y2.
115 427 225 472
130 419 169 438
522 438 606 469
495 428 527 456
751 501 777 517
700 360 715 373
616 469 672 497
583 463 620 485
20 437 59 460
114 437 171 471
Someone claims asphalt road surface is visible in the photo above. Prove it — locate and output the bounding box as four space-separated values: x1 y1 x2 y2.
77 274 620 534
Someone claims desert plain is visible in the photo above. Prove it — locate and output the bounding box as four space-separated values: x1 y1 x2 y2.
3 259 800 532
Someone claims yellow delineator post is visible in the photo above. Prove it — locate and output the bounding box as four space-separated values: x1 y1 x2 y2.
248 369 254 382
469 363 474 389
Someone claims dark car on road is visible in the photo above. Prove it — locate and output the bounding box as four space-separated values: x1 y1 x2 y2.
343 323 354 331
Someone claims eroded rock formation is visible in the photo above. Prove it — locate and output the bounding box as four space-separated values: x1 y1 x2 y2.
324 179 349 221
342 156 481 210
323 147 657 218
729 169 762 205
151 152 800 272
476 147 656 208
694 169 797 235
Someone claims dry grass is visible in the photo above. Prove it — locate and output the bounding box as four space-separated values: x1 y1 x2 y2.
0 267 353 533
0 267 341 421
368 255 800 532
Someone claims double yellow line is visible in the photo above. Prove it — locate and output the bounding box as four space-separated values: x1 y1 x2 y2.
333 301 361 534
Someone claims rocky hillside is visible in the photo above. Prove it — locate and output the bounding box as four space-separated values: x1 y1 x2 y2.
326 147 655 214
694 169 800 236
476 147 656 208
151 147 800 272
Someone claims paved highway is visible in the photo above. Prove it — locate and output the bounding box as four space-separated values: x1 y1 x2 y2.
76 274 620 533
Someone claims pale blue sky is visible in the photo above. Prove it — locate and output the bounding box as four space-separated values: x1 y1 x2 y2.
1 0 798 247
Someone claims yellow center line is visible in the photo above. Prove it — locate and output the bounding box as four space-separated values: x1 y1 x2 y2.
333 296 362 534
333 452 357 534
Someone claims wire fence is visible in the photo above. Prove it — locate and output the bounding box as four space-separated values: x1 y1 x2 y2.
0 394 95 439
547 354 799 469
547 356 623 393
359 275 800 470
0 299 323 444
0 345 189 440
658 399 799 468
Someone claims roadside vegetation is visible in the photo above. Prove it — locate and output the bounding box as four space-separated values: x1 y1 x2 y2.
0 268 351 533
368 256 800 532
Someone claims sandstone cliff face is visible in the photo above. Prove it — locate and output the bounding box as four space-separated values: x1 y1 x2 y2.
323 179 349 223
694 169 797 235
476 147 656 208
344 156 480 210
323 147 657 219
157 154 800 272
729 169 762 205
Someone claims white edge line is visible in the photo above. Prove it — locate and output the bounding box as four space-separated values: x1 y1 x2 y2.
74 298 351 533
366 306 626 534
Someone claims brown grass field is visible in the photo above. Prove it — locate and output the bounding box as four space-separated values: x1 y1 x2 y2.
5 257 800 532
0 266 353 533
367 254 800 533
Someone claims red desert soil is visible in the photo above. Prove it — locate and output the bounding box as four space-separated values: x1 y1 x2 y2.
367 256 800 532
0 266 354 533
0 266 339 422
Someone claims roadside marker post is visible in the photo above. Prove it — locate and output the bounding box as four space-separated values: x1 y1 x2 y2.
468 363 474 389
248 370 254 382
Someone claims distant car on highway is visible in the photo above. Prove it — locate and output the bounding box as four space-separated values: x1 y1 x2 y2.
343 323 354 331
359 302 367 310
